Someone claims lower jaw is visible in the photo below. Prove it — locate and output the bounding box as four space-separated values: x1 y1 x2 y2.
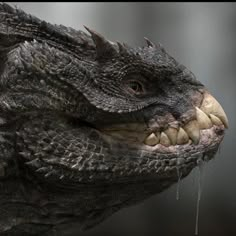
103 142 220 186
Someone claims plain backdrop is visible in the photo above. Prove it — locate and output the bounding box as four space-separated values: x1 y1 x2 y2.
7 2 236 236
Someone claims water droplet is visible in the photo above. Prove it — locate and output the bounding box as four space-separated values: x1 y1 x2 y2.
195 159 204 235
176 167 182 201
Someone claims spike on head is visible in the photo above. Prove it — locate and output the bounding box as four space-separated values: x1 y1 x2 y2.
144 37 156 48
117 42 129 56
83 25 117 59
158 42 166 53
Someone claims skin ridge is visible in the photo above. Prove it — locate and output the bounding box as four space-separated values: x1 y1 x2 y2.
0 3 226 235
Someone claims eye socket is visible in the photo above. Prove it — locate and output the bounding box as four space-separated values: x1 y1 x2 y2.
127 81 145 95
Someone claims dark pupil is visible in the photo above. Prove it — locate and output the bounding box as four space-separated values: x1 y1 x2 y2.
130 82 141 92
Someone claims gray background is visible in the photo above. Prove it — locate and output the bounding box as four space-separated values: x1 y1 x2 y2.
8 2 236 236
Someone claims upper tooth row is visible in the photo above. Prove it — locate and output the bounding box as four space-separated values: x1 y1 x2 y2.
144 105 225 147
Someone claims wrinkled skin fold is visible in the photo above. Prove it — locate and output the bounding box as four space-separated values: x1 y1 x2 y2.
0 3 228 235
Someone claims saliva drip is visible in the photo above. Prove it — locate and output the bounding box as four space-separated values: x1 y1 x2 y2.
195 159 205 235
176 167 182 201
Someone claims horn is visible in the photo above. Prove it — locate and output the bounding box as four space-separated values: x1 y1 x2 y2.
84 25 117 59
117 42 129 55
144 37 155 48
158 42 166 53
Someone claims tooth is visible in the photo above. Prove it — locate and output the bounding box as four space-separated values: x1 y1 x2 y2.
164 127 178 145
200 93 229 128
209 114 223 126
177 127 189 145
195 107 212 129
144 133 159 146
160 132 171 147
183 120 200 144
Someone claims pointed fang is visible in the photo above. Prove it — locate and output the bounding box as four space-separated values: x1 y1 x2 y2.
200 93 229 128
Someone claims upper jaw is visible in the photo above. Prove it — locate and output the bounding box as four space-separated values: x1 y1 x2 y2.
101 91 228 148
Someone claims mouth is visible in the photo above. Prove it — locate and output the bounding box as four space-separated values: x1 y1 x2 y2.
92 91 228 185
100 92 228 171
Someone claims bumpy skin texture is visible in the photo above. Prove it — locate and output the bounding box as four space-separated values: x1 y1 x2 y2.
0 3 227 235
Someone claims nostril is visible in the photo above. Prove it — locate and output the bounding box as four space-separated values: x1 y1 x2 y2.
215 126 225 136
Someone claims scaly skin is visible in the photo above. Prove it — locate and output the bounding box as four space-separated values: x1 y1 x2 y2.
0 3 228 235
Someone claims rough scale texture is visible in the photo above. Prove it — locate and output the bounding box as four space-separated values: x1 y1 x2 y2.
0 3 228 235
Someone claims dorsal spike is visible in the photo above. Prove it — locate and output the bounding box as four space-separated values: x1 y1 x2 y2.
123 42 130 48
117 42 129 55
158 42 166 53
83 25 117 59
144 37 156 48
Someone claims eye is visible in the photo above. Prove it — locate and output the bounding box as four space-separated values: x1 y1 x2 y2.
127 81 145 95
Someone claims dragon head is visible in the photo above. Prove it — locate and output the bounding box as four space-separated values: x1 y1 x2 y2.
0 3 229 234
58 26 228 185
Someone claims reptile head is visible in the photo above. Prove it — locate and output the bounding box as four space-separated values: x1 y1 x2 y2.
0 4 229 234
69 27 228 185
0 4 228 189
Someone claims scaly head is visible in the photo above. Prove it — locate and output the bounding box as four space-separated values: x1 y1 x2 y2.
0 3 229 233
59 26 228 185
0 3 228 189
